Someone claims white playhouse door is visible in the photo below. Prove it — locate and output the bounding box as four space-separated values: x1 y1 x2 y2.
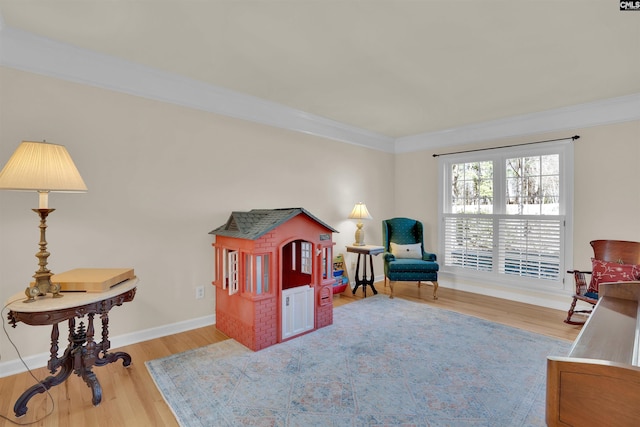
281 285 314 340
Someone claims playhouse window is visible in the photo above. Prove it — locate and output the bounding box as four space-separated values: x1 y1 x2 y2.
256 254 270 294
322 247 331 279
300 242 312 274
213 245 220 283
220 248 229 289
244 254 252 293
291 242 296 271
244 254 270 295
224 249 238 295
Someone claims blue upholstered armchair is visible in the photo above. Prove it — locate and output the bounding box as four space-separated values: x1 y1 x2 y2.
382 217 439 299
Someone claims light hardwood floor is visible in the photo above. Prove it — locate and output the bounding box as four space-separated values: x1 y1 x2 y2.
0 283 581 426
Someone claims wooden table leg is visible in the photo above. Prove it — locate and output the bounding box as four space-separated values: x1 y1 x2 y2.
367 254 378 295
352 254 378 297
95 312 132 368
352 253 363 296
13 323 74 417
78 313 102 406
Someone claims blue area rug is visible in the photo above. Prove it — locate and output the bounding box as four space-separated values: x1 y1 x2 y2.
146 295 570 426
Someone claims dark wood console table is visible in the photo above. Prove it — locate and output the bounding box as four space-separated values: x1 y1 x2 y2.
346 245 384 297
5 278 138 417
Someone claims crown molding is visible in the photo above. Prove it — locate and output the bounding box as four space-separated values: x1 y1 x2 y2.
1 25 638 154
0 26 395 152
395 93 640 154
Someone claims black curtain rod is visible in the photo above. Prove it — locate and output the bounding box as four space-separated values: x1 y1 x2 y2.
432 135 580 157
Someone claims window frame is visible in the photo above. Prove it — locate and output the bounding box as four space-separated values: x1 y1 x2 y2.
321 247 332 281
300 241 312 275
245 253 270 295
227 250 239 295
438 139 574 292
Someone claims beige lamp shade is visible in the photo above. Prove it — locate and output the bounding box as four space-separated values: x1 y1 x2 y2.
348 202 372 246
0 141 87 191
0 141 87 208
348 202 372 220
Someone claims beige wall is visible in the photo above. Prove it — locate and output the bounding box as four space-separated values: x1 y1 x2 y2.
0 67 394 367
572 120 640 258
394 120 640 305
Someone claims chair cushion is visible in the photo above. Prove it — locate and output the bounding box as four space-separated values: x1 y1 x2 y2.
387 258 439 273
390 242 422 259
583 291 599 300
588 258 640 292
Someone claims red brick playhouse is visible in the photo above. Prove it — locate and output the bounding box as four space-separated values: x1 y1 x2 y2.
209 208 338 351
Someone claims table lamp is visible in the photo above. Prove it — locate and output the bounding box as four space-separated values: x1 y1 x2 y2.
0 141 87 302
348 202 372 246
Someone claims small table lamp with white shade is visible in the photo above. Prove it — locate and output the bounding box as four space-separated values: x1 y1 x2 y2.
348 202 372 246
0 141 87 302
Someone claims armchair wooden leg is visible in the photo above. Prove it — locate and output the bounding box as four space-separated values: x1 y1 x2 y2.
389 280 394 299
432 281 438 300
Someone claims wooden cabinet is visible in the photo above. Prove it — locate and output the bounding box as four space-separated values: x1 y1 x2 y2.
547 281 640 426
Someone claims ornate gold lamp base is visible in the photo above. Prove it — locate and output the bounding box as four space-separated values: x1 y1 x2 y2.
24 208 63 302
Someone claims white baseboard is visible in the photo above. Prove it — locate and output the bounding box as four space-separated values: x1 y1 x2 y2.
0 314 215 378
375 275 576 312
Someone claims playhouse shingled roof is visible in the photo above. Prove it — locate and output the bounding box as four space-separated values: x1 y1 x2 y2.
209 208 338 240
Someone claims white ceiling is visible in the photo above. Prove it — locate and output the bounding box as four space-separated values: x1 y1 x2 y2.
1 0 639 142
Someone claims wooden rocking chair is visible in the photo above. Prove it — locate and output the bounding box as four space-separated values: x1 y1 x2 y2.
565 239 640 325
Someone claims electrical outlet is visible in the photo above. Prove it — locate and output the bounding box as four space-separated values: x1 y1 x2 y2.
195 286 205 299
351 261 356 269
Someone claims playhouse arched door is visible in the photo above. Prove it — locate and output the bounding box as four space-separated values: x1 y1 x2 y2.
281 240 315 339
